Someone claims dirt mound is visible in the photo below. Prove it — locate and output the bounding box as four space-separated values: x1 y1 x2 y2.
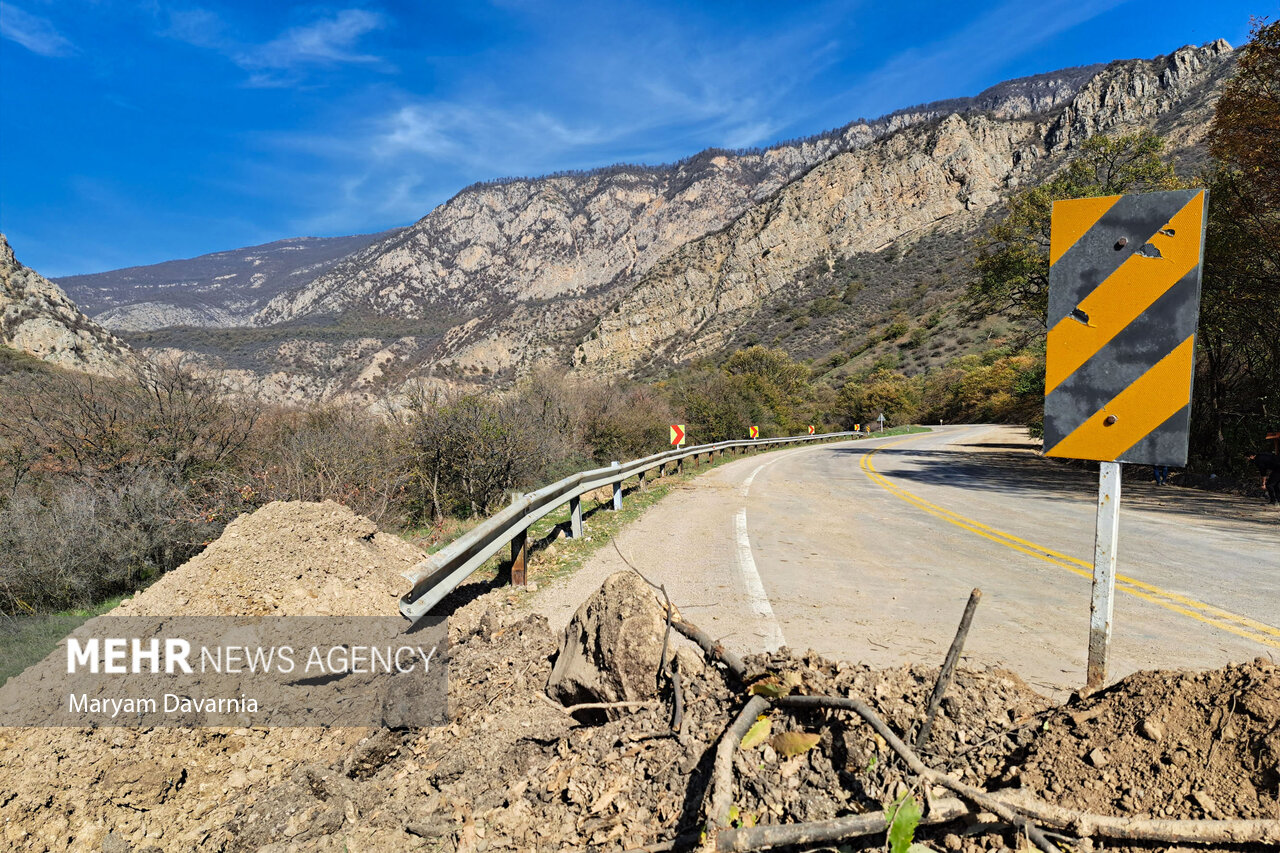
1016 658 1280 821
125 500 419 617
0 501 425 852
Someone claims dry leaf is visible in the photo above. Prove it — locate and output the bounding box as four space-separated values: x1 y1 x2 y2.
770 731 820 758
748 677 783 698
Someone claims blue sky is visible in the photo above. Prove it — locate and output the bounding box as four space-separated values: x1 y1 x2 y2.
0 1 1265 277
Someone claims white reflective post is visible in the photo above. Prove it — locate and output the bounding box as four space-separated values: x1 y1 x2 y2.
1087 461 1121 690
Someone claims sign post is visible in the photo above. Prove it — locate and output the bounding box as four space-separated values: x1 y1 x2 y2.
876 413 885 433
1088 461 1121 688
1043 189 1208 690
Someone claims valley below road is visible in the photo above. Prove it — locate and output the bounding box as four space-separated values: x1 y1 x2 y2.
528 425 1279 699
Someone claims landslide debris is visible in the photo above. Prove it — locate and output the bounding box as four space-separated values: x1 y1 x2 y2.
3 528 1277 852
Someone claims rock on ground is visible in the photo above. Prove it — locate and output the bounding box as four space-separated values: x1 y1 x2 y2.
546 570 667 711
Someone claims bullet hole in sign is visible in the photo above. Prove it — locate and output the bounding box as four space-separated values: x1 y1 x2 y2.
1070 308 1090 324
1103 415 1118 426
1114 237 1128 250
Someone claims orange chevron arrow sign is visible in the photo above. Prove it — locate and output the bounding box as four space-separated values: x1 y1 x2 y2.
749 426 759 439
807 425 815 435
1043 189 1207 466
669 424 685 446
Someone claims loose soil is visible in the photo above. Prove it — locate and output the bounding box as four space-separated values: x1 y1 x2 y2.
0 501 1276 852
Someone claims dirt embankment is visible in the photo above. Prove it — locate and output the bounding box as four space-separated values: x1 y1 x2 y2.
1 502 1277 852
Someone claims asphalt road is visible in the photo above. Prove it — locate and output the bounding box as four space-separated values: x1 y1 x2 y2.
532 426 1279 697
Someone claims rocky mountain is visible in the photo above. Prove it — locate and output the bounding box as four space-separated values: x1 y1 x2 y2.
0 235 134 376
112 41 1234 401
574 41 1235 376
253 63 1109 331
57 231 398 332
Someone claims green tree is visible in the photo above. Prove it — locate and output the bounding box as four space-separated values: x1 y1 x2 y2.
671 368 760 442
722 346 814 433
967 131 1181 327
835 369 920 427
1195 18 1280 470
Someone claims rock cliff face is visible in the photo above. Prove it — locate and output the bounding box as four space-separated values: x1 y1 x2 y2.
108 42 1233 400
252 61 1116 332
0 235 134 376
573 114 1038 373
1048 39 1234 150
571 42 1234 376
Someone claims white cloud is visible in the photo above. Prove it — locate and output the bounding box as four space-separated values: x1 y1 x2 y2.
0 2 74 57
158 6 387 85
255 9 855 234
160 7 226 51
242 9 385 70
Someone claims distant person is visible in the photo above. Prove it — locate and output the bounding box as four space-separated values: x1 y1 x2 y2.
1248 451 1280 504
1152 465 1170 486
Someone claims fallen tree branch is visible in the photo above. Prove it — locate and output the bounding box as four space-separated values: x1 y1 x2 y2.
917 587 981 751
989 789 1280 845
562 700 661 715
778 694 1059 853
657 583 673 687
671 619 746 682
537 694 661 716
637 614 1280 853
707 695 770 833
715 798 970 852
670 665 684 734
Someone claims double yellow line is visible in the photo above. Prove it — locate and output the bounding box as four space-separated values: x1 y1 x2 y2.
858 437 1280 651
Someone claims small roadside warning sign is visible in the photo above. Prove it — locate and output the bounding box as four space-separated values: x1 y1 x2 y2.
669 425 686 446
749 426 759 439
807 425 815 435
855 423 860 432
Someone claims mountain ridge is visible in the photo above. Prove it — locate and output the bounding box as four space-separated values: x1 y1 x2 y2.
69 39 1234 403
57 230 401 332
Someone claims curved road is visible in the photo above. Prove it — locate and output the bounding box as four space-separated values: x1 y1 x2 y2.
532 426 1279 696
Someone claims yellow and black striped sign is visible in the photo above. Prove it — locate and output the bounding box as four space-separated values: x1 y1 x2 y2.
1043 189 1207 466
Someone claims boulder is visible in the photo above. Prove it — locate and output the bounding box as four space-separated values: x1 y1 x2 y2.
546 571 666 710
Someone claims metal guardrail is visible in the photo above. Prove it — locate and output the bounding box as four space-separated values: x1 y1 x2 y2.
399 430 860 625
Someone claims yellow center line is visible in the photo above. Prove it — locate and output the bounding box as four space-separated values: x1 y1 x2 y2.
858 435 1280 650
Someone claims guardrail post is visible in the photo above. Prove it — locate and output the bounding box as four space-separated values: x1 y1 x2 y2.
611 461 623 510
510 528 527 587
639 469 647 492
569 496 583 538
677 457 684 474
